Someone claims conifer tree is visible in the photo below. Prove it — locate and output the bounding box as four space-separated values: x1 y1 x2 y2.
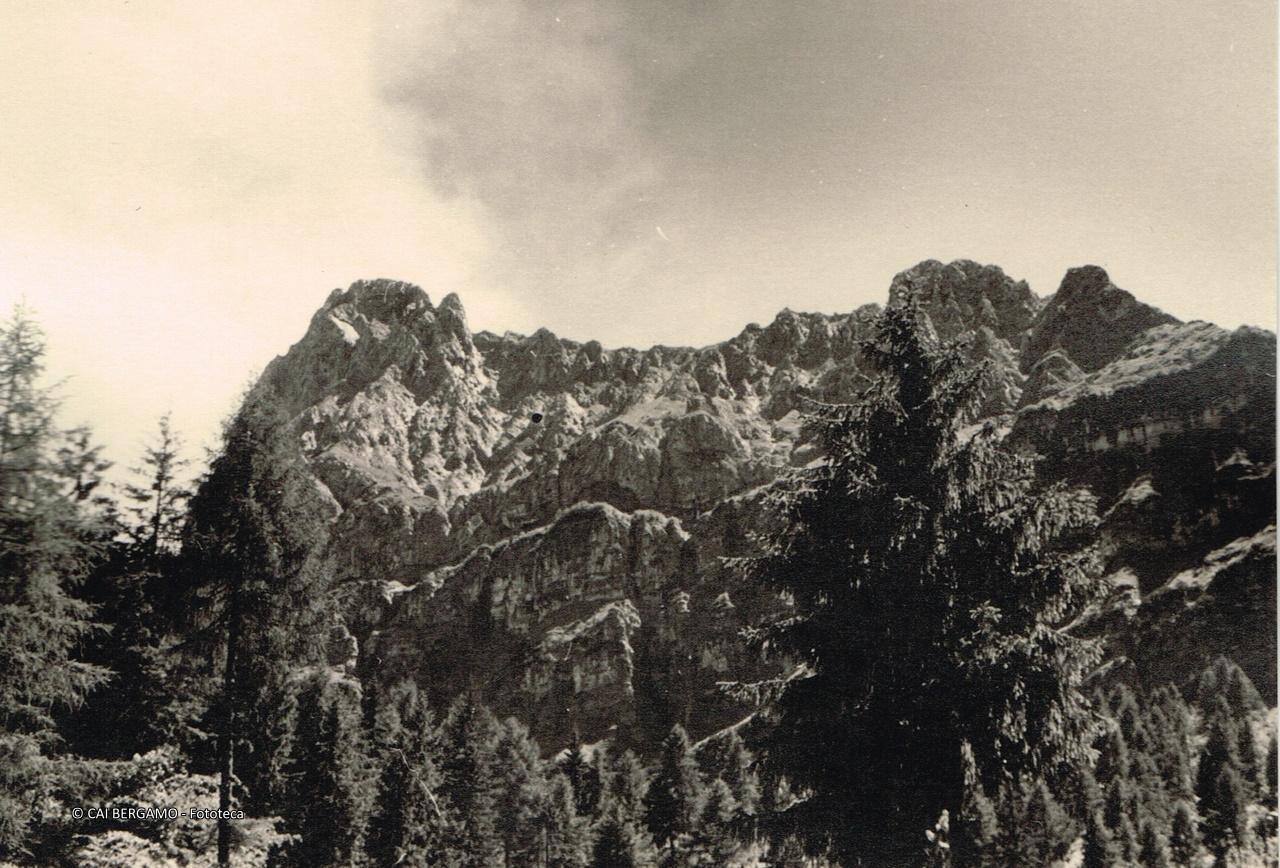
1115 814 1139 864
123 412 190 559
182 394 332 865
1168 800 1201 866
1139 818 1172 868
730 295 1106 858
1020 779 1075 866
542 772 590 868
69 415 193 758
1197 657 1265 719
274 677 368 867
606 749 651 829
1081 811 1118 868
694 777 740 865
1197 698 1243 811
0 307 109 858
366 684 447 868
1202 764 1248 865
592 753 658 868
1095 725 1131 787
951 774 999 868
717 729 761 818
494 717 549 864
644 724 704 856
438 694 503 865
591 803 655 868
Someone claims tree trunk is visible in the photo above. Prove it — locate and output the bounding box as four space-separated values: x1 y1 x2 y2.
218 592 242 868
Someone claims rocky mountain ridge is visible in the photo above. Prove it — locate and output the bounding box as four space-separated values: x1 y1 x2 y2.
251 259 1276 749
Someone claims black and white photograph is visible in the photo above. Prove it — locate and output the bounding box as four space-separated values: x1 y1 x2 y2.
1 2 1276 865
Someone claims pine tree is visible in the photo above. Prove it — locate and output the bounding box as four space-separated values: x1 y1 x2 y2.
366 685 447 868
730 296 1106 858
1202 764 1248 865
181 394 332 865
0 306 109 858
1082 810 1118 868
1168 800 1201 866
644 724 704 855
1139 818 1172 868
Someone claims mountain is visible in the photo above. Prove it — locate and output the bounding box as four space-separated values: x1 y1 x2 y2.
249 259 1275 750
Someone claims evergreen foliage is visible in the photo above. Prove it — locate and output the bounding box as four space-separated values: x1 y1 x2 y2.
181 394 333 863
1138 817 1172 868
438 693 503 865
365 684 447 868
0 307 109 858
1168 800 1201 866
273 676 368 867
730 295 1107 858
1202 764 1248 864
1081 810 1118 868
644 723 704 854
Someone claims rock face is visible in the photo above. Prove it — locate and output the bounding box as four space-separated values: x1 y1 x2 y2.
247 261 1276 748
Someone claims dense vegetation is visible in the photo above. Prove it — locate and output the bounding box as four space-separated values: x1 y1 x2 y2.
0 301 1274 867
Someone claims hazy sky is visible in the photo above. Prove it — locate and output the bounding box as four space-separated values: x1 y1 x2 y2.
1 1 1275 470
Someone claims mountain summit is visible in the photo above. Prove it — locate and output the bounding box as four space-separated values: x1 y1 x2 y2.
249 261 1275 747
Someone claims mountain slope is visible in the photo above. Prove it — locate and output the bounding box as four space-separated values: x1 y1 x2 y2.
248 261 1275 748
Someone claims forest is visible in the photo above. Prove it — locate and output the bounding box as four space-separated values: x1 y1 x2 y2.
0 296 1275 868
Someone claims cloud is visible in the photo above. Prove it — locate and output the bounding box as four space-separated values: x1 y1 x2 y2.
374 0 671 293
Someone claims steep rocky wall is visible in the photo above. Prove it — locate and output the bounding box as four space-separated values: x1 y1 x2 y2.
247 260 1276 747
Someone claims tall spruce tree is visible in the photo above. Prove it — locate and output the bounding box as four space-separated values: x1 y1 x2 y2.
274 676 368 867
438 694 503 865
1202 764 1248 865
366 683 448 867
731 295 1106 858
182 394 331 866
1168 800 1201 866
69 414 193 758
644 723 704 857
0 307 109 858
494 717 549 864
1081 810 1118 868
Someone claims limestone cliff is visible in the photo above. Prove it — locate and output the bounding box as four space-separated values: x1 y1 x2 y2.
245 261 1276 747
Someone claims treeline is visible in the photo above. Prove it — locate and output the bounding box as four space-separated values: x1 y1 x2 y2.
0 297 1276 868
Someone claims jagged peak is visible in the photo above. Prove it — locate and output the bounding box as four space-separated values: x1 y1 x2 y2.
328 278 434 323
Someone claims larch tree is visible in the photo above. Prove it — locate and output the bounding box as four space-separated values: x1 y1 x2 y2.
0 307 108 858
730 294 1107 860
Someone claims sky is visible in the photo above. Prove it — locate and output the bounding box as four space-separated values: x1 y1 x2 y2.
0 0 1275 472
